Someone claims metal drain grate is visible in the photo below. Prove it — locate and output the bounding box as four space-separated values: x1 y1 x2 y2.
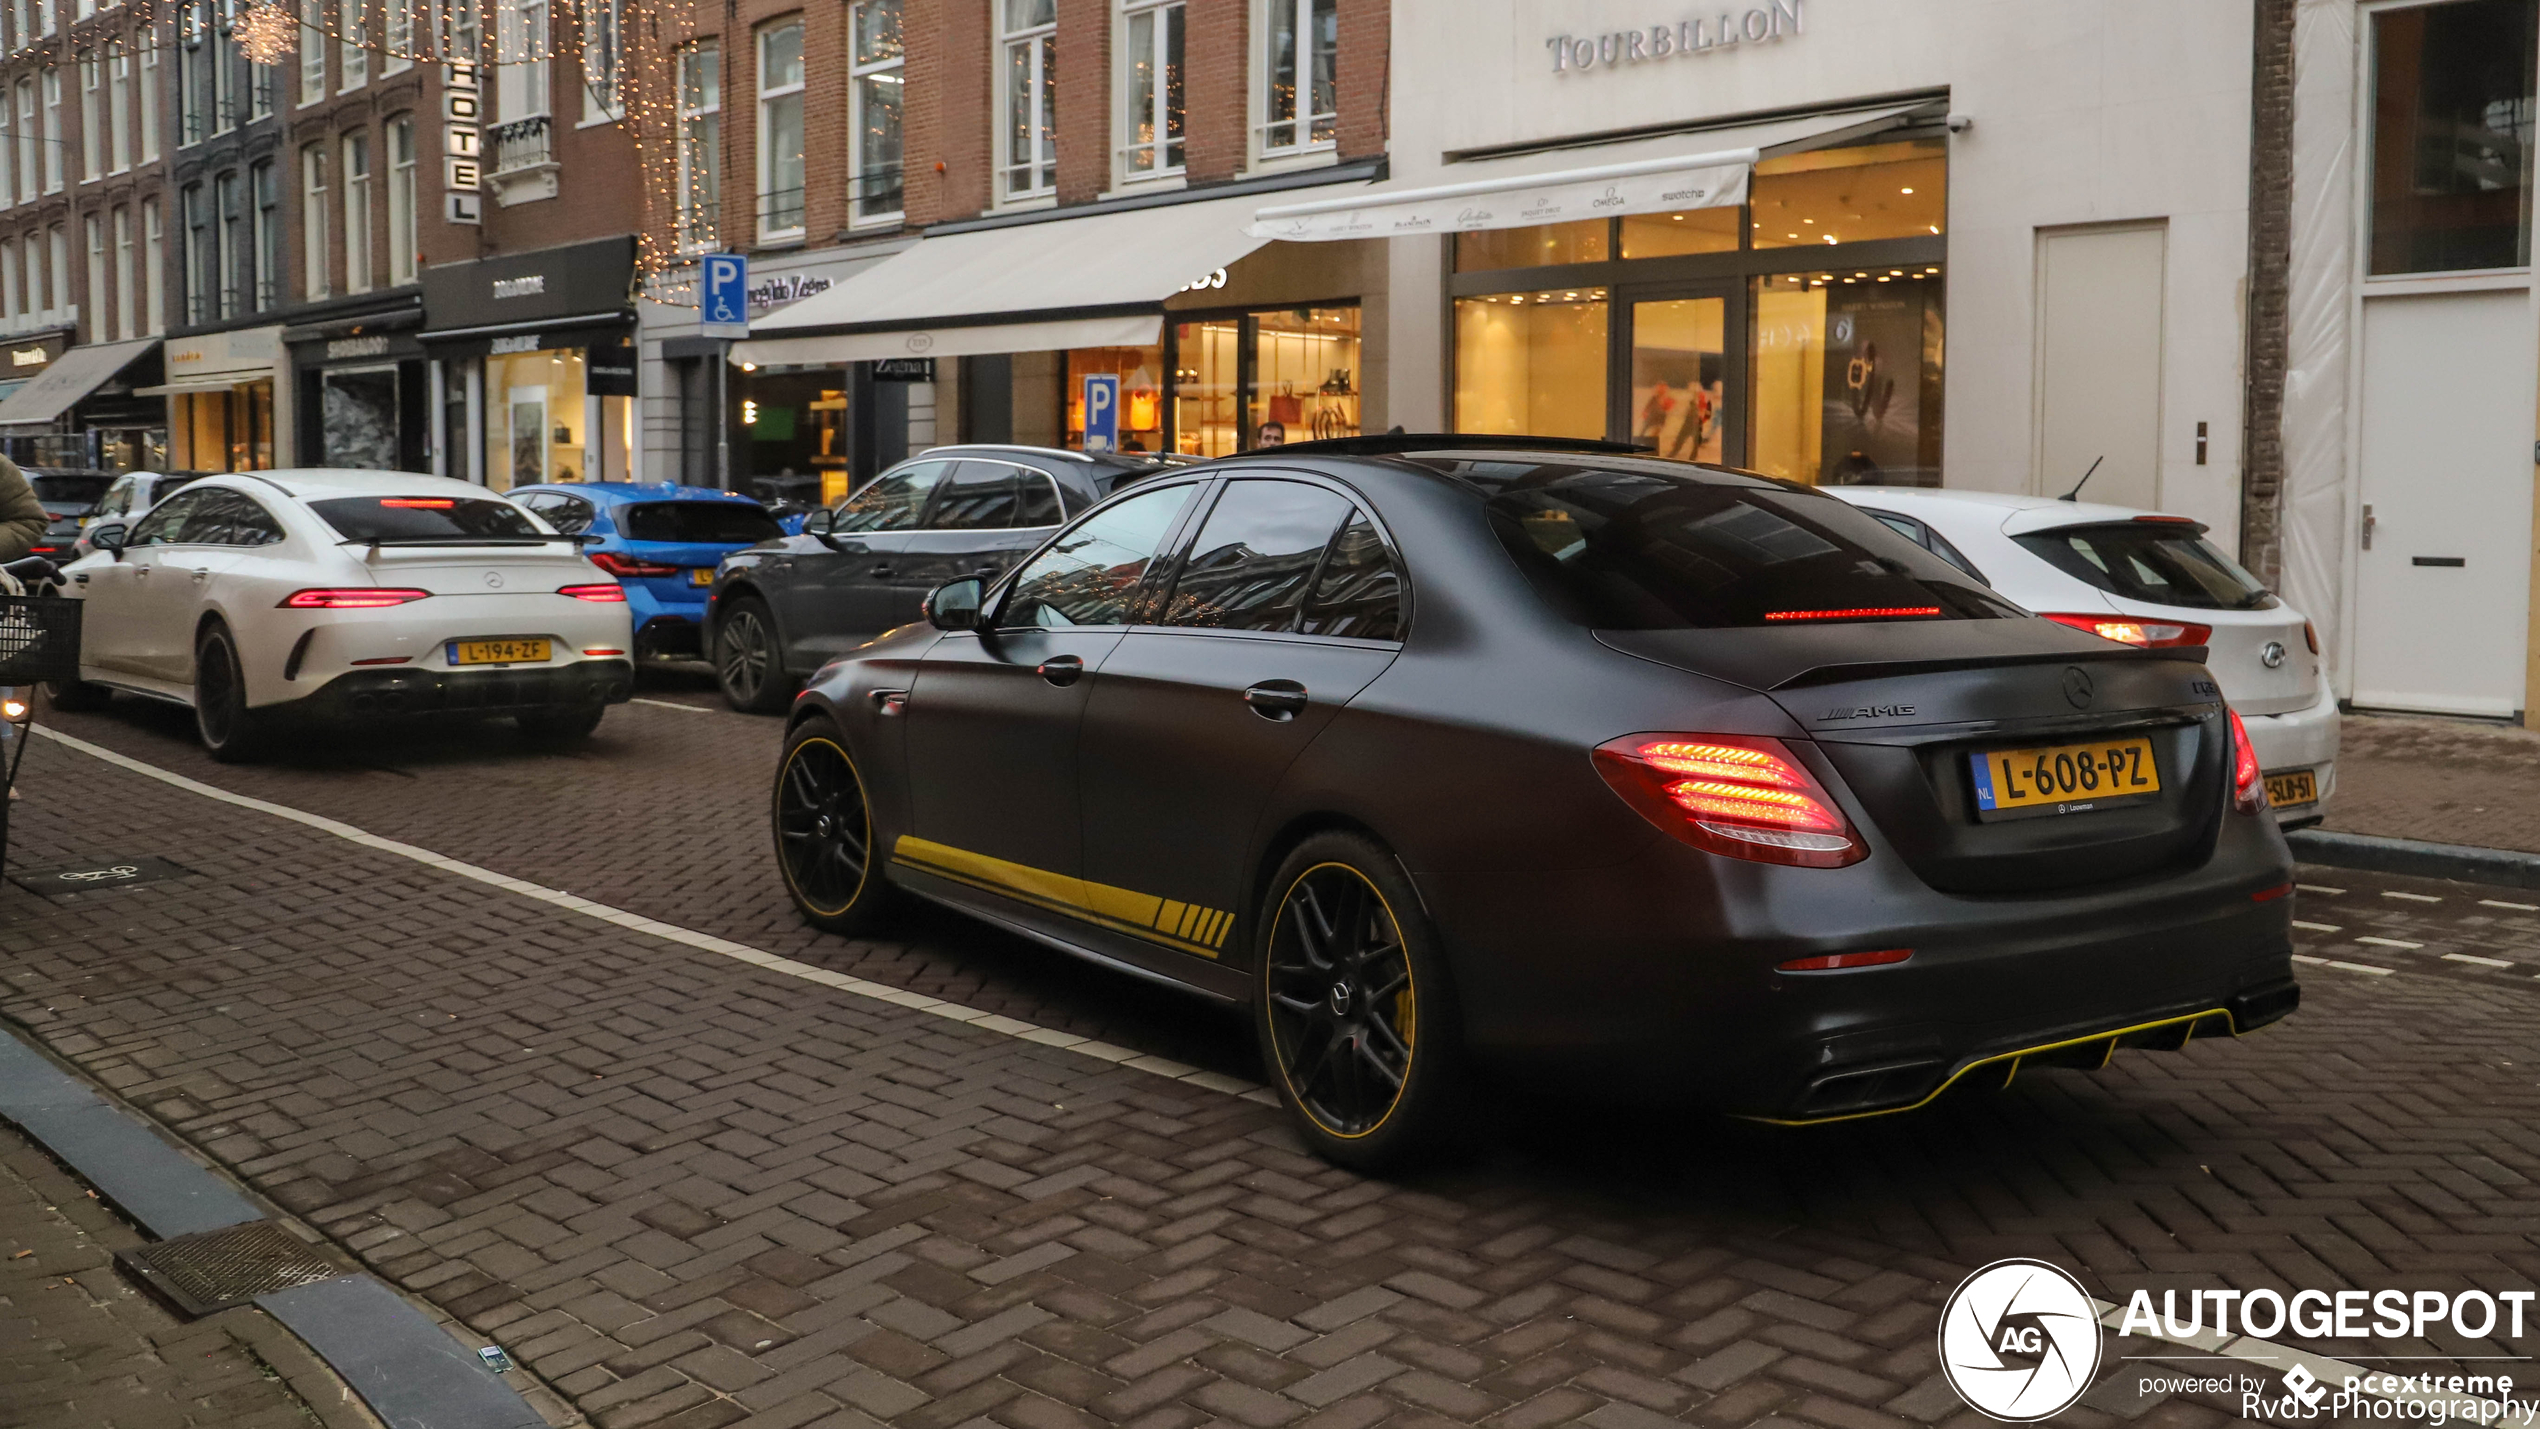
117 1220 347 1317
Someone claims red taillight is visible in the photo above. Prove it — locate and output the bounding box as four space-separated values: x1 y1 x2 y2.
582 647 626 656
559 583 627 602
2040 612 2212 649
2134 514 2198 524
2228 707 2265 815
2252 882 2293 902
1778 948 1913 973
379 497 456 508
2302 620 2319 655
589 550 679 578
280 587 432 608
1762 606 1941 623
1592 734 1866 868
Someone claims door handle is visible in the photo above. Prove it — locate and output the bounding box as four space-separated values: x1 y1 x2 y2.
1243 680 1309 721
2361 503 2375 551
71 572 86 584
1038 654 1084 687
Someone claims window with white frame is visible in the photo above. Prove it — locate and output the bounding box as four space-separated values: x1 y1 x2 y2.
138 32 157 159
675 42 718 250
382 0 409 75
998 0 1055 200
339 0 366 89
4 240 19 321
107 41 129 172
41 68 61 191
24 226 42 312
37 0 53 38
1119 0 1182 180
298 0 323 103
301 141 326 298
78 51 98 182
343 129 370 292
9 0 24 51
580 0 619 120
1261 0 1335 154
15 78 35 204
75 0 87 23
49 225 67 318
250 157 275 309
849 0 901 222
82 213 101 334
142 194 161 331
111 203 131 336
386 114 413 282
756 20 803 237
496 0 547 118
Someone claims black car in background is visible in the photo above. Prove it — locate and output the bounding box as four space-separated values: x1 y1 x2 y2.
705 444 1183 710
765 436 2300 1168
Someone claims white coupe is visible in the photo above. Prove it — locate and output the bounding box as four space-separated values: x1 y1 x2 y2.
50 469 636 760
1825 486 2340 827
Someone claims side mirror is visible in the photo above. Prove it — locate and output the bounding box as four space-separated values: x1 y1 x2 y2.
89 521 126 557
800 507 839 546
924 577 985 632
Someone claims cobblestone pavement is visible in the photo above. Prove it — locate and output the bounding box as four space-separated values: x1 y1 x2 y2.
2323 712 2540 855
11 682 2540 1429
0 1118 352 1428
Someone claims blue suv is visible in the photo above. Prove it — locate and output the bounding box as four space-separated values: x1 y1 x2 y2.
510 483 785 658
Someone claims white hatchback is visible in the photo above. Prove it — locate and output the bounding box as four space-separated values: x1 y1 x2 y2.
1826 486 2340 827
49 469 636 760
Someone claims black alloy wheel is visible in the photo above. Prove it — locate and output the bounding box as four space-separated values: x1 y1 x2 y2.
773 716 898 934
1257 832 1463 1168
716 597 795 713
193 623 266 763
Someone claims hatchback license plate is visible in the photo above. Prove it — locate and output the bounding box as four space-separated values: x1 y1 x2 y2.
689 568 714 586
2264 769 2318 808
449 638 551 665
1969 736 2160 820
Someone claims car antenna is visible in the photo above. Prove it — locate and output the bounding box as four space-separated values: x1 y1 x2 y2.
2057 455 2104 503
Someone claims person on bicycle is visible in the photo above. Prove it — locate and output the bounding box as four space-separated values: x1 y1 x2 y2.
0 454 41 562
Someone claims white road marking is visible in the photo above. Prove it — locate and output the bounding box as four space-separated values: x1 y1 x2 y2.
2382 890 2443 903
2482 898 2540 911
2327 960 2397 976
2296 883 2345 895
2444 953 2516 968
2291 920 2341 933
2355 935 2425 949
630 697 717 713
26 726 1283 1108
2291 954 2327 965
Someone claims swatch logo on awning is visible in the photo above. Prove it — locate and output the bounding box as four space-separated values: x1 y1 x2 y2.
1940 1260 2103 1421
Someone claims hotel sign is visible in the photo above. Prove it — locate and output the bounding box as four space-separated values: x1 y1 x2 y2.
1547 0 1802 72
443 62 484 224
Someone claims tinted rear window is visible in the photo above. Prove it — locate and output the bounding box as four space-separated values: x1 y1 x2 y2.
619 500 783 544
312 495 543 541
1440 460 2016 630
30 474 111 507
2014 523 2276 611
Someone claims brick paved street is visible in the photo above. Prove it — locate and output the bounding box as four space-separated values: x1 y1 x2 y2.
0 1117 358 1428
2323 713 2540 856
11 682 2540 1428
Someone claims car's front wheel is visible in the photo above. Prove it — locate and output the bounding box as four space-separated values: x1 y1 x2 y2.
1255 832 1466 1170
715 596 796 713
192 622 268 763
774 715 899 935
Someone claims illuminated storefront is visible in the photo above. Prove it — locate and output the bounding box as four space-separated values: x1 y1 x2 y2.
420 237 640 491
148 326 286 472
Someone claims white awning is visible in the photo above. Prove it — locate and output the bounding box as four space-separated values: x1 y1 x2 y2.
732 184 1366 366
0 337 158 426
1251 101 1937 242
133 377 259 396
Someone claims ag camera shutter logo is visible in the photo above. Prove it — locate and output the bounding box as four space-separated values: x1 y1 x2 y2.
1939 1259 2104 1421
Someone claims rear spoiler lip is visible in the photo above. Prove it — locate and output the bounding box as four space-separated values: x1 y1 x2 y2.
1769 644 2200 692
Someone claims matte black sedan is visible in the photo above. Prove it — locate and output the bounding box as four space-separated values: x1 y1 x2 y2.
705 444 1182 710
768 436 2300 1167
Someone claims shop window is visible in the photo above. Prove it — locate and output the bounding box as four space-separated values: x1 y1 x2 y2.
1456 219 1606 273
849 0 902 222
1627 296 1726 463
757 21 805 237
1452 289 1608 440
1748 267 1946 487
738 367 850 495
485 347 590 490
321 367 399 469
1261 0 1335 154
1119 0 1183 179
1749 137 1946 249
1252 307 1358 445
999 0 1056 200
1171 317 1238 455
2370 0 2537 274
1620 206 1742 259
1065 346 1164 452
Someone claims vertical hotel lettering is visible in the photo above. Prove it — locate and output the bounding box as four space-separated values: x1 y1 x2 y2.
444 62 484 224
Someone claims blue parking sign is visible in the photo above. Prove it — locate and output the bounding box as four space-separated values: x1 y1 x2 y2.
701 254 748 339
1083 374 1120 453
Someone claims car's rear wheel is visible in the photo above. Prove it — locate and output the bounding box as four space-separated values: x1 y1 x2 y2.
774 715 899 935
42 675 109 712
1256 832 1465 1170
715 597 795 713
192 623 268 763
516 703 605 743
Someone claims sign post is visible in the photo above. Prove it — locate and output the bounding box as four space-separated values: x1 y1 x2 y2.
700 255 750 340
1082 374 1120 453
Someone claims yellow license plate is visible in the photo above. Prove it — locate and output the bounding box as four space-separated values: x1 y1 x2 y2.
689 567 714 586
2265 769 2318 807
1970 736 2161 820
449 638 551 665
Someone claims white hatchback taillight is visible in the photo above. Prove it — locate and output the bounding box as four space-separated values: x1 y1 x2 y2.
2228 708 2266 815
1592 734 1867 868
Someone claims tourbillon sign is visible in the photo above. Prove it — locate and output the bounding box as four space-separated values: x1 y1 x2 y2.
1545 0 1802 72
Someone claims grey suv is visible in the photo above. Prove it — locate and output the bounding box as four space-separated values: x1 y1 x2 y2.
705 445 1183 710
